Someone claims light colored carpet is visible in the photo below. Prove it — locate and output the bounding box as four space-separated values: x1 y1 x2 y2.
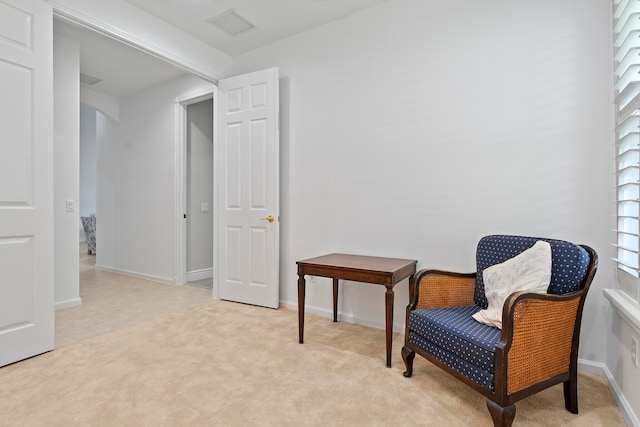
55 245 211 347
0 300 625 426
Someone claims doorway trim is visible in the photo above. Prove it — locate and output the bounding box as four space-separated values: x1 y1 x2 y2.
174 89 219 298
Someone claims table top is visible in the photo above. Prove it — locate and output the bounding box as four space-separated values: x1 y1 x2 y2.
297 253 415 271
297 253 417 285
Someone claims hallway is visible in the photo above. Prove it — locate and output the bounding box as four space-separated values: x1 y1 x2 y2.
55 244 212 347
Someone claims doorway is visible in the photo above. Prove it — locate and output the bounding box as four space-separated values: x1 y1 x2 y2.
185 98 214 289
55 10 279 314
54 15 216 285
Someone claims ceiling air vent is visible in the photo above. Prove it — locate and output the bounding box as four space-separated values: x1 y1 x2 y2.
208 9 256 37
80 73 102 85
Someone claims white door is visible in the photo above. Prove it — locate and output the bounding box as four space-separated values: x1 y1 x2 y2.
0 0 55 366
218 68 279 308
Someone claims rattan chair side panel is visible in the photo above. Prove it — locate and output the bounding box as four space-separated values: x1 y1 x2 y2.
506 297 580 395
416 273 476 309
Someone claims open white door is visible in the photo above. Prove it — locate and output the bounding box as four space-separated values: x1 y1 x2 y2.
217 68 279 309
0 0 55 366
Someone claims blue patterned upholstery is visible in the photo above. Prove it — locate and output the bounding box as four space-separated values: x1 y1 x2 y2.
409 305 500 390
407 235 590 391
409 332 495 390
474 235 590 308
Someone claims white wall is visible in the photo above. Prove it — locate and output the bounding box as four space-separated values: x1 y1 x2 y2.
187 100 214 274
79 103 97 235
51 0 232 80
233 0 612 357
96 75 214 282
607 307 640 426
53 34 81 308
95 110 116 267
80 88 119 123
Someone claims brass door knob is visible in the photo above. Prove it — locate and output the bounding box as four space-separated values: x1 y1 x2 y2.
261 215 275 223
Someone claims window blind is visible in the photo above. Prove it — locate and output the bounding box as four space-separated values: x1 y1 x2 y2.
614 0 640 302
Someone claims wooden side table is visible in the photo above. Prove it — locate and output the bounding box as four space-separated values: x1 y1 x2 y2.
297 253 417 367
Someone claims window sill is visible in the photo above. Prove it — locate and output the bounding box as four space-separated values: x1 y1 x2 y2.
603 288 640 332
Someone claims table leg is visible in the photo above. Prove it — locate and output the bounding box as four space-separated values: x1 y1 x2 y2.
333 278 339 322
298 273 306 344
384 284 394 368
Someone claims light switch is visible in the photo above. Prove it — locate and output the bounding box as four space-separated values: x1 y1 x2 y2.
66 199 75 212
201 203 209 212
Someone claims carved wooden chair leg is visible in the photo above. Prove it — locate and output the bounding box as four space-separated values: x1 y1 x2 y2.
486 399 516 427
402 346 415 378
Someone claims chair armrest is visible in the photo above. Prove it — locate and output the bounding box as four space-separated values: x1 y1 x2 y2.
495 291 583 395
409 269 476 310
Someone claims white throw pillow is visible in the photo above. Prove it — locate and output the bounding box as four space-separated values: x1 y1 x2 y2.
472 240 552 329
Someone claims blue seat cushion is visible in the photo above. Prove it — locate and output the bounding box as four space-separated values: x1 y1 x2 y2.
474 235 590 308
408 332 495 390
408 305 501 390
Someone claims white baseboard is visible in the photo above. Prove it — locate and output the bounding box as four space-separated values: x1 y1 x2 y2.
95 264 176 285
187 268 213 282
578 358 606 376
579 359 639 427
55 297 82 310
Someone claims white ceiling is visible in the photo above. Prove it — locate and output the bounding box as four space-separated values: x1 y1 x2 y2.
125 0 388 56
54 0 388 99
54 19 189 99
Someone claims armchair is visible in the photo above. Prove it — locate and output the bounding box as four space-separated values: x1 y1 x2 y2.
401 235 597 427
81 215 96 255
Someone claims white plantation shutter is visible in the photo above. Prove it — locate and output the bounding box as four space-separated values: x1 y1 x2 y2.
614 0 640 303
